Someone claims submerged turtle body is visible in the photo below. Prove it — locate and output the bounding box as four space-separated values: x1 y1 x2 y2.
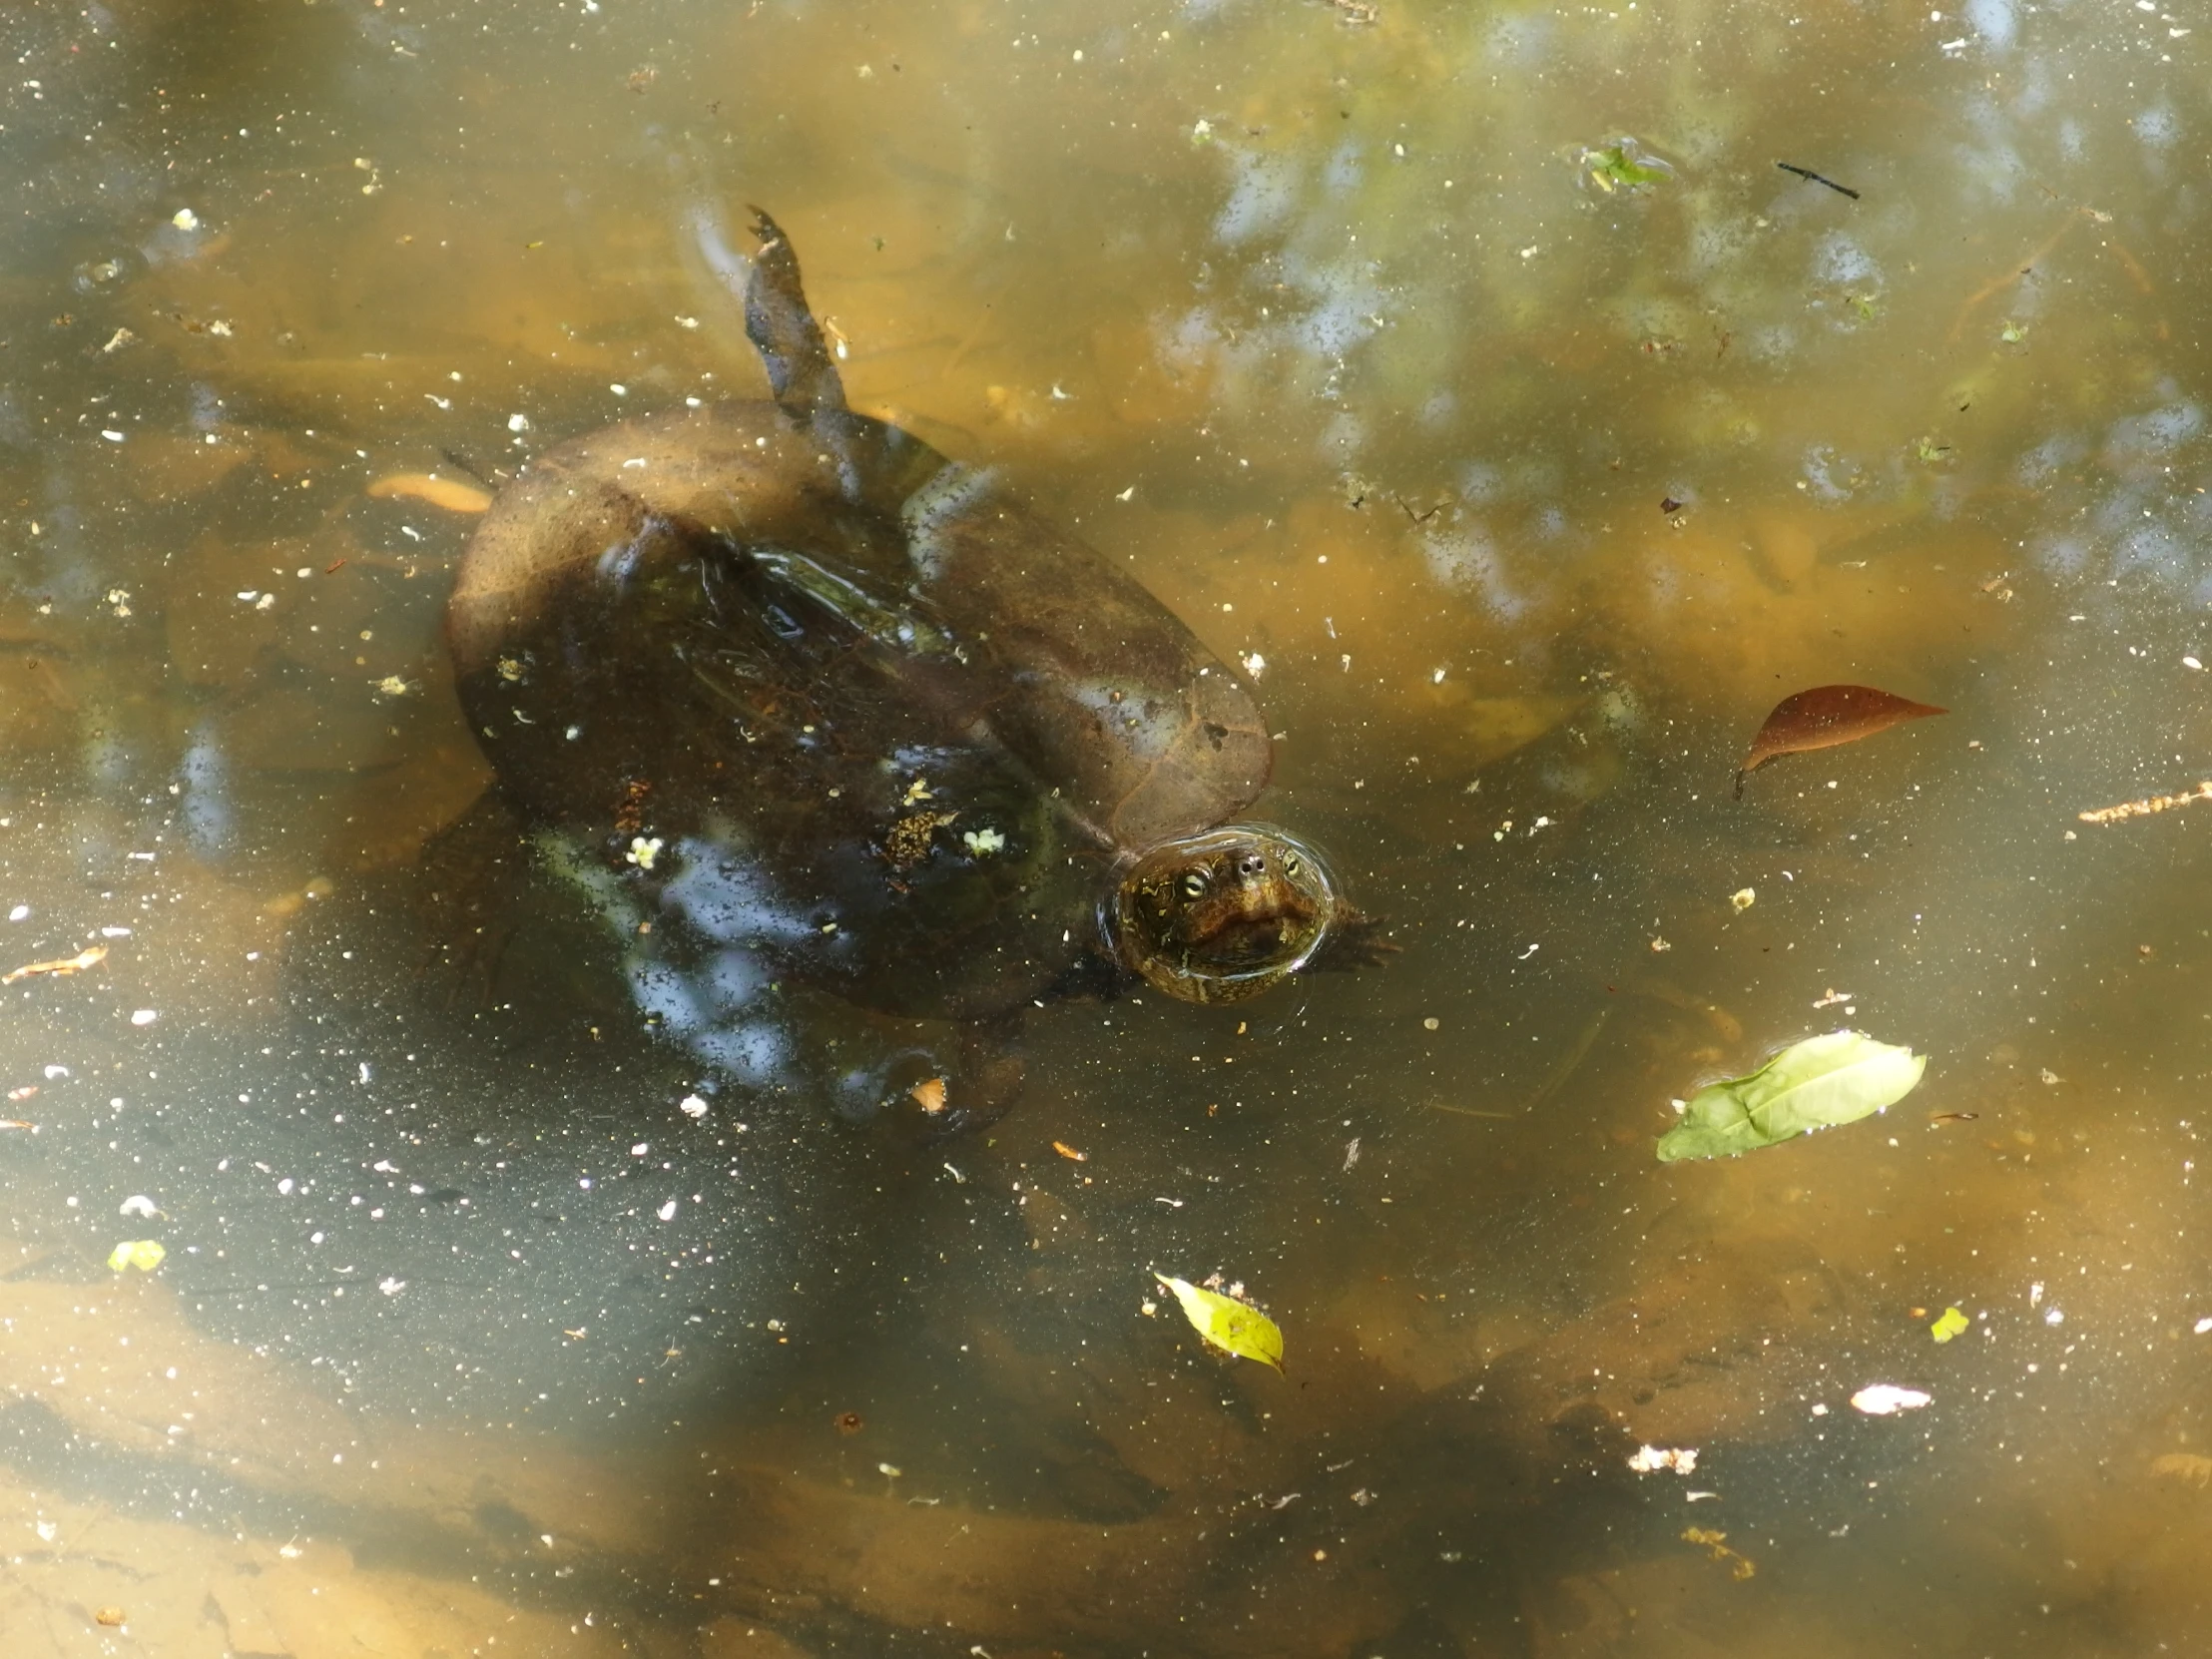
447 213 1359 1120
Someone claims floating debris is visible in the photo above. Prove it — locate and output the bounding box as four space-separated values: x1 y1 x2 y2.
1738 685 1945 795
2078 781 2212 825
1682 1527 1755 1579
1776 161 1860 200
365 472 493 513
107 1239 166 1273
1155 1272 1284 1371
1850 1383 1933 1415
1580 138 1675 194
1 945 107 985
1658 1031 1927 1163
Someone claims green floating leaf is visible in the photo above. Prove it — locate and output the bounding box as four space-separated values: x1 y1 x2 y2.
1155 1273 1283 1371
1657 1030 1927 1163
107 1239 166 1273
1930 1306 1969 1343
1580 139 1675 194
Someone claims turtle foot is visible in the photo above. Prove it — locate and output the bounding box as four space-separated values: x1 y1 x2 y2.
1305 910 1400 974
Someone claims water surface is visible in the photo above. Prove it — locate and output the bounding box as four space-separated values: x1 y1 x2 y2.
3 1 2211 1654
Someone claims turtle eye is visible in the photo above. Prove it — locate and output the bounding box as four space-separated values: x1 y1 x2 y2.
1180 869 1210 898
1282 851 1303 876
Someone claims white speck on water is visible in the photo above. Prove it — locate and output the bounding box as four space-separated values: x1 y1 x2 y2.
1851 1383 1933 1414
129 1009 157 1026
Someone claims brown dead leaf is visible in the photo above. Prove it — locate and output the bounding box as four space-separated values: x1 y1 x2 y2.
1052 1140 1089 1162
909 1077 947 1115
1737 684 1945 796
1 944 107 985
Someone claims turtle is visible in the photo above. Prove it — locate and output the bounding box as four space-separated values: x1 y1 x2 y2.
444 211 1385 1133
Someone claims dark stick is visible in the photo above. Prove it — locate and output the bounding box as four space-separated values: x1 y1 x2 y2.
1777 161 1860 200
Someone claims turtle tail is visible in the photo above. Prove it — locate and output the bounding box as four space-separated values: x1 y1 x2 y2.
745 208 848 419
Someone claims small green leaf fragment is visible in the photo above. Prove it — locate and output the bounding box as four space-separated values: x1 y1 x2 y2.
1155 1273 1284 1370
1930 1306 1969 1343
108 1239 166 1273
1582 141 1674 194
1657 1030 1928 1162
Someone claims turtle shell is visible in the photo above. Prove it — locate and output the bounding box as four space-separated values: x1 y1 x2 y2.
447 393 1271 1021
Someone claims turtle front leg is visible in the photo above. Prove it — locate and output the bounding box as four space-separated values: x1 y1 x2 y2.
1302 909 1399 975
745 209 848 418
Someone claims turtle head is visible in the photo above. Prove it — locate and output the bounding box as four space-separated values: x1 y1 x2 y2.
1107 826 1339 1004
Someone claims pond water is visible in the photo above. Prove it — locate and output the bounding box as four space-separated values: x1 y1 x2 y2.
4 0 2212 1653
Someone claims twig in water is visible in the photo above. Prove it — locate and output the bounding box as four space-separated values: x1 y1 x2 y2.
1776 162 1860 200
1523 1008 1611 1114
2078 781 2212 825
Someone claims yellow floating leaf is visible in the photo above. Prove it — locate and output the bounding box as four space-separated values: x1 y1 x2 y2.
1154 1273 1283 1371
1930 1306 1969 1344
107 1239 166 1273
364 472 493 513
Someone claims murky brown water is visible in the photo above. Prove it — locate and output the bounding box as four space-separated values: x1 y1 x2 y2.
5 0 2212 1653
